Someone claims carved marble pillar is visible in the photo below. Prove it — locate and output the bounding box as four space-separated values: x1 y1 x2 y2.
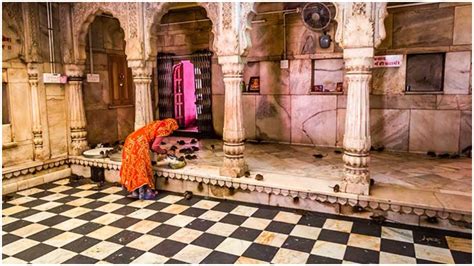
341 48 374 195
27 63 43 159
218 55 248 177
65 65 88 155
130 61 154 130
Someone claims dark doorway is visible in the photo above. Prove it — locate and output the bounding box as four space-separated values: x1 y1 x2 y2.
156 51 214 137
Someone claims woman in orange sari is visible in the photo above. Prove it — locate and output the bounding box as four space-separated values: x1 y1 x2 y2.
120 118 178 200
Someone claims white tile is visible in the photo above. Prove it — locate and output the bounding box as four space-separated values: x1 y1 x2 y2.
2 256 28 264
163 215 195 227
173 244 213 263
2 216 18 225
77 183 98 190
61 207 91 218
23 211 56 223
168 228 203 244
53 218 88 231
44 231 82 247
32 201 62 211
2 238 39 256
31 248 76 264
53 179 70 185
379 251 417 264
127 235 165 251
127 200 155 208
16 187 43 196
7 196 36 205
87 225 123 240
101 186 123 194
98 194 123 203
254 231 288 247
49 186 71 193
230 205 258 217
274 211 302 224
414 243 455 264
11 223 48 237
160 204 189 214
3 206 28 216
199 210 227 222
311 240 347 260
322 219 353 233
95 203 124 213
271 248 309 264
127 220 161 234
72 190 97 198
67 197 94 207
381 226 413 243
290 225 321 240
206 223 239 237
131 252 168 264
347 233 381 251
192 199 220 210
158 195 184 204
40 193 68 201
128 209 156 220
241 217 272 230
82 241 123 260
215 238 252 256
92 213 124 225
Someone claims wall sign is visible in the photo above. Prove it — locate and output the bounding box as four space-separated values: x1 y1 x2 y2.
43 73 62 83
374 55 403 68
87 73 100 83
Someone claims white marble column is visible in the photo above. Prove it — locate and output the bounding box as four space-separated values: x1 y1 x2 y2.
27 63 43 159
218 55 248 177
130 62 153 130
341 48 374 195
65 65 88 155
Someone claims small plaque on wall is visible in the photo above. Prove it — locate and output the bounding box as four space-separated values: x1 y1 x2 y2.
87 74 100 83
280 60 289 69
374 55 403 68
43 73 61 83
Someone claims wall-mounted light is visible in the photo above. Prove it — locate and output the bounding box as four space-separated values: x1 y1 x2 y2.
319 31 332 49
251 19 267 24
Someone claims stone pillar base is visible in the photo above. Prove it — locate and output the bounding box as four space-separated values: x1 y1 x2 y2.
220 157 248 178
340 180 370 195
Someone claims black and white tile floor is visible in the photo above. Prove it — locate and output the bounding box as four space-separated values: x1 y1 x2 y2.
2 178 472 264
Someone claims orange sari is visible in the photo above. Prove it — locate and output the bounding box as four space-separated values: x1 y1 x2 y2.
120 118 178 192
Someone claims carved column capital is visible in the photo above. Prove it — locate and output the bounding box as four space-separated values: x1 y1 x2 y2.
217 55 246 77
65 64 85 80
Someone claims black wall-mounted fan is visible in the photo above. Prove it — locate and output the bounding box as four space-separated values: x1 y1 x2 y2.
301 2 332 32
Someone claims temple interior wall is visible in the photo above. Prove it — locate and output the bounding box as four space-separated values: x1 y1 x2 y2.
83 16 135 147
2 3 68 168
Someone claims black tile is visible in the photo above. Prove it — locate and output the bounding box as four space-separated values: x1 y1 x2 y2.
180 207 208 218
413 229 449 248
61 188 83 195
112 188 129 196
416 258 442 264
307 254 343 264
229 227 262 242
36 182 59 190
282 235 316 253
38 215 70 227
2 234 22 246
71 222 104 235
165 258 187 264
220 214 248 225
21 199 49 208
317 229 350 245
148 224 181 238
10 208 41 219
200 251 239 264
62 236 101 253
104 246 145 264
48 204 75 214
451 250 472 264
63 254 99 264
265 221 294 234
241 243 279 262
147 212 175 223
3 254 8 260
212 201 238 212
107 230 143 245
191 233 226 249
85 192 109 200
76 210 107 221
113 197 137 205
298 213 326 228
30 190 55 198
81 200 108 209
351 220 382 237
380 238 416 257
176 196 202 206
27 227 64 242
3 219 33 232
13 243 56 262
113 206 139 216
251 208 279 220
110 217 142 229
343 246 379 264
186 218 215 231
144 202 170 211
149 239 187 257
55 196 80 204
2 202 14 209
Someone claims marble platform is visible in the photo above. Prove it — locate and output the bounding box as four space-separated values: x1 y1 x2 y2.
67 137 472 232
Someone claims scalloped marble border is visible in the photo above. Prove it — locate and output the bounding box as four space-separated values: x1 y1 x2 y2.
2 158 69 180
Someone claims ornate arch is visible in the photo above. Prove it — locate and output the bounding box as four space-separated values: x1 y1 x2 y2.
71 2 129 64
144 2 219 62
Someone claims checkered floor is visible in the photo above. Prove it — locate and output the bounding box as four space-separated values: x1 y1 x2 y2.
2 178 472 264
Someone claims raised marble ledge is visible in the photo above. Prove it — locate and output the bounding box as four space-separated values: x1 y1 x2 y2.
444 51 471 95
434 193 472 215
436 95 472 110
